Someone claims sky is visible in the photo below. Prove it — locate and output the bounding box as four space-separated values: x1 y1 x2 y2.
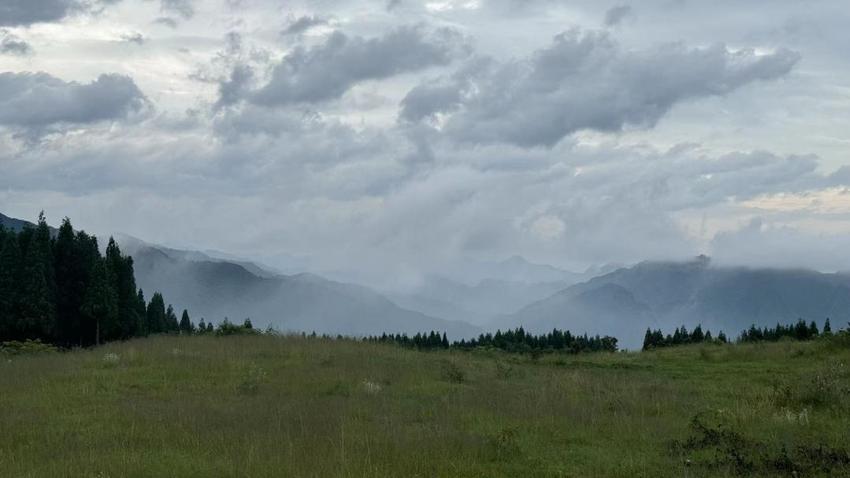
2 0 850 280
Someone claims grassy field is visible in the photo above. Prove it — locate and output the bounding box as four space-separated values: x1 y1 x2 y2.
1 335 849 477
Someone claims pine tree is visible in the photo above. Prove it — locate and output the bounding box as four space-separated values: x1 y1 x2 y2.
0 233 23 341
146 293 166 334
179 309 193 335
165 305 179 332
243 318 253 330
824 318 832 335
18 216 57 340
642 328 653 350
81 258 119 345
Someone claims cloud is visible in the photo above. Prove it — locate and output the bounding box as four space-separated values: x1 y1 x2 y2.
402 29 800 147
0 29 32 55
0 0 79 27
160 0 194 20
119 32 146 45
249 26 467 107
604 5 633 27
153 16 178 28
0 72 148 132
281 15 328 36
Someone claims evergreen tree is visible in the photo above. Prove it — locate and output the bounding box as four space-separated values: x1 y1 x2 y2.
197 318 206 334
243 318 253 330
146 293 167 334
80 258 119 345
179 309 193 335
18 217 57 340
824 318 832 335
106 238 144 339
0 233 23 341
165 305 179 332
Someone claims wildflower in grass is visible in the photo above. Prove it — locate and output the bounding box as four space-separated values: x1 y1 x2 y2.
361 380 382 394
102 353 120 365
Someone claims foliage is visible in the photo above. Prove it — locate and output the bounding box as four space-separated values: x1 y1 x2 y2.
739 318 824 343
671 413 850 476
643 324 726 350
0 339 59 356
366 327 619 355
0 215 183 347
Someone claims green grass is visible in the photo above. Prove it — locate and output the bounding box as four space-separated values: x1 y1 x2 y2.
1 335 849 477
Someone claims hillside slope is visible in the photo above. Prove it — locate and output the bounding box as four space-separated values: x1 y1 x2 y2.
499 258 850 348
129 243 480 338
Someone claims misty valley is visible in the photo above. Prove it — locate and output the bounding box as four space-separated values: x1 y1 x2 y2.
4 1 850 475
2 213 849 477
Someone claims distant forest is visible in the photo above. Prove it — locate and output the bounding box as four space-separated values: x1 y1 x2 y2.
643 318 835 351
365 328 619 354
0 214 191 346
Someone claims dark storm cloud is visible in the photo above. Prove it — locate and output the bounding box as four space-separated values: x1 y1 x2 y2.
0 72 147 130
249 26 467 107
281 15 328 36
403 29 800 147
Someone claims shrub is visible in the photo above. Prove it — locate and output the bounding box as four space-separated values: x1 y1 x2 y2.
488 427 521 462
0 339 59 356
671 413 850 476
440 360 465 384
771 362 849 410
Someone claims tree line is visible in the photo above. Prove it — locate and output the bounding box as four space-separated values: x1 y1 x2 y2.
642 325 728 350
643 318 835 351
0 214 193 346
739 318 831 343
364 327 619 354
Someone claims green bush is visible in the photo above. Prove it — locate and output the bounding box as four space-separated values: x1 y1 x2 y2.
0 339 59 356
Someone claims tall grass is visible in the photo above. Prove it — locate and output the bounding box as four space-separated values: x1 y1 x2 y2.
1 335 848 477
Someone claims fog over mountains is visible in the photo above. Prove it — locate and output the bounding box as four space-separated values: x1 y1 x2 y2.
3 212 849 348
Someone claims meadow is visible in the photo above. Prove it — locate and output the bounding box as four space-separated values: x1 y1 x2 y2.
1 334 849 477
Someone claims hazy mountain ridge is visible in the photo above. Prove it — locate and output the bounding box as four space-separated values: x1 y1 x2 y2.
500 258 850 349
126 240 481 339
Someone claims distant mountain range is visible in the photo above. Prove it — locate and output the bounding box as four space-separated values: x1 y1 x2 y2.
119 237 481 339
497 257 850 349
0 213 42 233
5 212 850 349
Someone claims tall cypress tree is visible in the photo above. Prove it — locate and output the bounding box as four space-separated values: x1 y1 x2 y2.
53 218 86 346
0 233 23 341
165 305 179 332
81 258 119 345
106 238 144 338
179 309 193 335
146 293 166 334
18 215 56 340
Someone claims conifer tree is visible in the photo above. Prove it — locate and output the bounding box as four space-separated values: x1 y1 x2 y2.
165 304 179 332
81 258 119 345
146 293 166 334
179 309 193 335
0 233 22 340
